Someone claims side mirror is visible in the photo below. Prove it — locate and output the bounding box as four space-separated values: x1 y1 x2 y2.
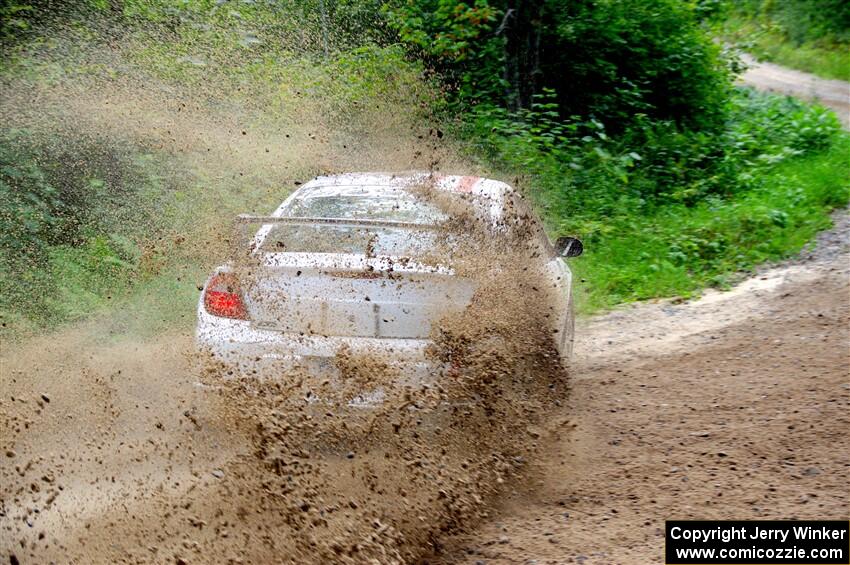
555 236 583 258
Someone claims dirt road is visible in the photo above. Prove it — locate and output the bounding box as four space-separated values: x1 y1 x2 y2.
739 54 850 127
3 212 845 564
419 57 850 565
427 213 849 564
2 51 848 563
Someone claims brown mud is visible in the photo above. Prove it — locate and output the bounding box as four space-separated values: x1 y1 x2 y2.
1 171 573 563
426 211 850 564
2 27 849 564
418 57 850 565
4 210 846 565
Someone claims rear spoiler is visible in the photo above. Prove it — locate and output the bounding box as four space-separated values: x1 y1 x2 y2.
235 214 439 231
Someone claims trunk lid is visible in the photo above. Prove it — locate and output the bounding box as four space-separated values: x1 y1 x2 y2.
244 253 474 339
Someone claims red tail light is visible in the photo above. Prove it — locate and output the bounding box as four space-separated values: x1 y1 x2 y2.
204 273 248 320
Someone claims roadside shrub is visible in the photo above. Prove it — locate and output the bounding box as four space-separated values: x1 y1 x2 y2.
707 0 850 80
457 86 848 312
464 87 841 215
727 0 850 44
0 130 163 328
544 0 731 131
386 0 731 131
383 0 505 103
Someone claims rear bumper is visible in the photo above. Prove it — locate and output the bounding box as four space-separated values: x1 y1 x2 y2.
196 304 438 382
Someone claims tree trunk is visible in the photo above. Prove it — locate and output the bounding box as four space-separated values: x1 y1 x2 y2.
503 0 544 110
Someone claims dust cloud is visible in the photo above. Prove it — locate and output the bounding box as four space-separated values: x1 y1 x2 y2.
1 17 571 565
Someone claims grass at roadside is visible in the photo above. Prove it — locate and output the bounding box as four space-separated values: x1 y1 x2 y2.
0 25 435 339
460 88 850 314
1 8 848 337
570 136 850 312
716 15 850 81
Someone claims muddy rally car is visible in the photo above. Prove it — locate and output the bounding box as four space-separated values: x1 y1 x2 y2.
196 172 582 385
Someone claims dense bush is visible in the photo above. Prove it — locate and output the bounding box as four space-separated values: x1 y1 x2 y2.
386 0 731 131
544 0 730 130
464 87 842 223
459 86 848 310
0 131 159 327
383 0 504 104
708 0 850 80
725 0 850 44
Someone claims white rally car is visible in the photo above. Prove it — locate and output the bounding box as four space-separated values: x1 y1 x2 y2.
196 172 582 380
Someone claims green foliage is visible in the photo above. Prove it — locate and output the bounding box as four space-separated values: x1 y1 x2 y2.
460 87 848 313
570 137 850 311
0 130 166 329
0 133 61 262
3 0 848 337
386 0 731 130
711 0 850 80
724 0 850 44
316 44 429 107
383 0 505 101
1 1 33 39
543 0 730 131
386 0 499 60
43 236 139 317
465 88 840 211
1 0 113 42
2 0 389 51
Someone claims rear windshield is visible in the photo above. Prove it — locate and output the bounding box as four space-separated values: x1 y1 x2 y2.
283 194 446 223
257 194 445 256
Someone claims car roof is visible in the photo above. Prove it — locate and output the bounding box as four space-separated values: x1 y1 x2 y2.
273 172 512 215
250 172 514 251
